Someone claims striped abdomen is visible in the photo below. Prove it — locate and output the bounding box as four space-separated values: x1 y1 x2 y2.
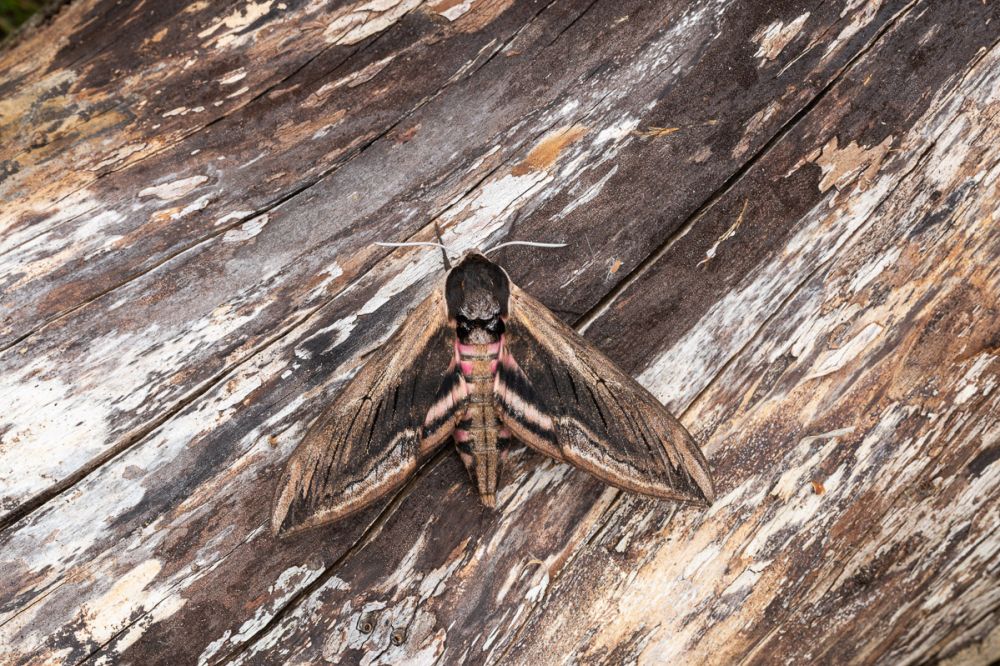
454 339 510 507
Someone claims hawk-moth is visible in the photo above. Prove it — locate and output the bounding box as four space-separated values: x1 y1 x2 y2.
272 249 714 535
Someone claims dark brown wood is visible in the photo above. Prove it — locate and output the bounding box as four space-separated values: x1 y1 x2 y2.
1 0 998 664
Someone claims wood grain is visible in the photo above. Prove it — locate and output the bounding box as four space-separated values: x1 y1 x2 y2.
0 0 997 664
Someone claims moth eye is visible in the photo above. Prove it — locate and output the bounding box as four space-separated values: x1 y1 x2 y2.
358 611 378 634
390 628 407 646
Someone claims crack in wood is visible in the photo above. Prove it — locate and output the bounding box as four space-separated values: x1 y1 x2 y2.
576 0 921 336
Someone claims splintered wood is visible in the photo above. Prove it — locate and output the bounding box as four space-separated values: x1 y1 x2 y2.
1 0 998 664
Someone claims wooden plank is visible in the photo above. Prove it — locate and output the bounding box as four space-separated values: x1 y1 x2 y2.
0 0 997 665
221 4 1000 664
0 0 913 520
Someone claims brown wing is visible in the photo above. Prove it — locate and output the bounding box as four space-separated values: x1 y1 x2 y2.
494 284 715 504
272 287 464 536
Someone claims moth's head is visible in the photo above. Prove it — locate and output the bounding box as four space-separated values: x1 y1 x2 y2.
445 252 510 343
372 238 563 337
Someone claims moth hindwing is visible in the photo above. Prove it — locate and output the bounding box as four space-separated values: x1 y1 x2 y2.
272 251 714 535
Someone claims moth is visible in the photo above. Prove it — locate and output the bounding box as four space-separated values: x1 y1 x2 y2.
272 244 714 536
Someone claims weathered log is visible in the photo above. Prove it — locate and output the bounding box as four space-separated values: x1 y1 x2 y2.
0 0 998 664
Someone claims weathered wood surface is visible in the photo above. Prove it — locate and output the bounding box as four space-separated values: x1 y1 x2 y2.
1 0 998 664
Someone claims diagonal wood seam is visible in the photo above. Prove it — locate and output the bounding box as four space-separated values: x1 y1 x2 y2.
223 3 967 659
544 0 601 49
576 0 921 335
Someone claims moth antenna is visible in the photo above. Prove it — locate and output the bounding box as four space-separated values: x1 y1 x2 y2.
434 221 452 271
485 241 567 254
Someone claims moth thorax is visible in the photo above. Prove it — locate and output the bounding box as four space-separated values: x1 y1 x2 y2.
460 292 500 320
465 327 496 344
456 314 504 344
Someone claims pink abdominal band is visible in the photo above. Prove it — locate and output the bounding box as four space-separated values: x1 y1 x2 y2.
456 340 501 376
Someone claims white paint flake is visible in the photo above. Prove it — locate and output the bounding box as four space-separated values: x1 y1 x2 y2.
323 0 423 46
222 214 270 242
753 13 810 62
199 0 277 50
138 175 209 200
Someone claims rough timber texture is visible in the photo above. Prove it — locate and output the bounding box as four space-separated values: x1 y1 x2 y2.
1 0 998 664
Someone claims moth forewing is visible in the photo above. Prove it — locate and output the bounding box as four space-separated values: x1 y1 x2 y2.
271 287 461 536
496 284 715 505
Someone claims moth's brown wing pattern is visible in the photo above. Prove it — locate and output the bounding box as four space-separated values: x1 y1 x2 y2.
496 285 715 505
272 288 461 536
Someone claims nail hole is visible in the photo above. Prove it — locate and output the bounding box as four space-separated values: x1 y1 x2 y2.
390 628 406 646
358 611 378 634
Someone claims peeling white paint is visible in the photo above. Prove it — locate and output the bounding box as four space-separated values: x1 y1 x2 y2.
823 0 885 63
2 207 126 292
172 195 212 219
304 55 396 109
323 0 424 46
806 321 884 380
753 13 810 62
197 563 325 665
162 105 205 117
850 246 901 293
76 560 163 646
139 175 209 200
219 69 248 85
524 570 549 603
639 128 902 408
222 214 270 242
215 210 254 226
199 0 277 50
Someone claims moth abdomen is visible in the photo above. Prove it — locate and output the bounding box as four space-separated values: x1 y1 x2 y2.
453 338 506 507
